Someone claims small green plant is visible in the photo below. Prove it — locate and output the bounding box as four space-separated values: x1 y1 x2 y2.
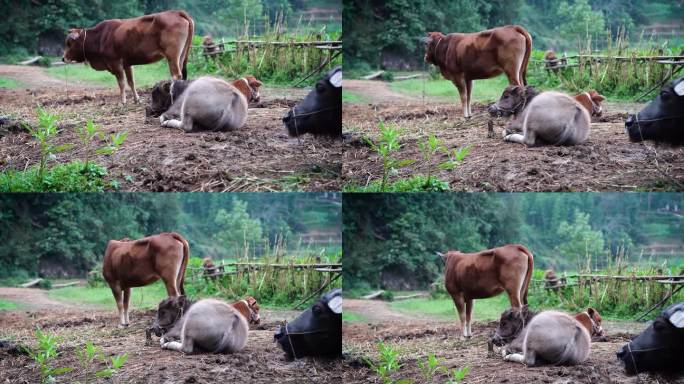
418 354 443 382
365 341 402 384
443 366 470 384
75 341 129 383
418 135 469 188
26 107 73 181
27 329 73 383
364 122 415 191
75 120 128 171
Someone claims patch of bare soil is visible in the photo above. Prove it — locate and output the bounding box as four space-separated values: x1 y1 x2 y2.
0 287 92 311
0 65 341 191
342 81 684 191
0 302 342 383
342 318 680 384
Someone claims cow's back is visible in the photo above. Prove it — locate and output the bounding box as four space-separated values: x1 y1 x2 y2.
181 77 248 131
523 311 591 365
523 92 590 145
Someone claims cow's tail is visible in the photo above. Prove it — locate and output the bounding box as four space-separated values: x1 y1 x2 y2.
517 244 534 305
179 11 194 80
170 232 190 295
514 25 532 86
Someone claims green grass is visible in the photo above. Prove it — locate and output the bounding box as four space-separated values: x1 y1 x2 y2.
343 311 368 323
0 76 22 89
49 282 167 310
0 298 19 310
343 89 370 104
389 76 509 102
46 61 171 88
0 161 108 192
390 295 510 322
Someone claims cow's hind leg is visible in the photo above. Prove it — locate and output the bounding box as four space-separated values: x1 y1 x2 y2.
504 353 526 365
162 119 183 130
503 133 526 145
452 295 468 339
111 66 127 104
122 287 131 326
161 340 183 352
124 66 140 104
109 285 127 327
451 78 470 118
465 299 474 338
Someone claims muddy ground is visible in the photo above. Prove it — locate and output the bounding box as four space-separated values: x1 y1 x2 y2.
342 299 682 384
0 65 342 191
343 80 684 191
0 288 342 383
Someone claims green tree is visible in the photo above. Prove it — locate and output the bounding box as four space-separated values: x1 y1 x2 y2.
213 198 264 257
555 210 605 270
556 0 606 41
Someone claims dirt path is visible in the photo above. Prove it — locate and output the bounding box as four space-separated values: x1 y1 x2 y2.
344 79 421 104
0 64 99 90
345 299 426 323
0 287 83 310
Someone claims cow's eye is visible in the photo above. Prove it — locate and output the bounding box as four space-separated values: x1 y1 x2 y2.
660 90 670 100
316 83 326 93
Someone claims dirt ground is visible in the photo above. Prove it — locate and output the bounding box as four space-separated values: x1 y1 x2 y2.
342 80 684 191
342 299 683 384
0 288 342 383
0 65 342 191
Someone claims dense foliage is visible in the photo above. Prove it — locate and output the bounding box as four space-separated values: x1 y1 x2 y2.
0 193 341 279
343 193 684 290
343 0 681 71
0 0 339 56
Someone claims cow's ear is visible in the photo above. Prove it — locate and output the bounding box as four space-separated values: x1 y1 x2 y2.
587 307 596 317
593 94 605 102
669 308 684 328
329 70 342 88
162 81 171 93
327 294 342 314
176 295 186 308
674 80 684 96
523 86 537 97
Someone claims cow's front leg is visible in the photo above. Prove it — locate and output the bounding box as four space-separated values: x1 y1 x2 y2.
504 133 526 145
161 340 183 352
111 66 127 104
504 353 526 364
124 66 140 104
162 119 183 130
451 78 469 118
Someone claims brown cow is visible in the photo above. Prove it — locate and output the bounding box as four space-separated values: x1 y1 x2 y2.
103 232 189 327
573 90 605 117
423 25 532 118
231 296 261 325
62 10 194 104
438 244 533 338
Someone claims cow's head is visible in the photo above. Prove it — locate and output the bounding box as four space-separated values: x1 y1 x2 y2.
62 28 86 63
243 76 263 103
625 76 684 144
274 288 342 359
586 307 606 339
151 295 192 335
617 301 684 374
146 79 192 117
245 296 261 325
575 90 606 117
488 85 540 117
490 305 537 346
423 32 446 65
282 66 341 137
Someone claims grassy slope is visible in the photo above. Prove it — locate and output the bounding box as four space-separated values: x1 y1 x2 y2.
0 299 19 310
0 77 22 89
390 295 509 322
46 61 170 88
389 76 508 102
48 281 167 310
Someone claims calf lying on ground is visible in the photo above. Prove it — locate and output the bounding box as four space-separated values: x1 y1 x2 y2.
148 76 262 132
152 296 248 354
491 306 604 366
488 86 590 146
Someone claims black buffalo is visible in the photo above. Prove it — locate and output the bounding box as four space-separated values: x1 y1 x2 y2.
274 288 342 359
282 66 342 137
617 301 684 374
625 76 684 144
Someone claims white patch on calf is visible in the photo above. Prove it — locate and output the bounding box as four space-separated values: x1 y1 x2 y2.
327 295 342 314
674 81 684 96
670 309 684 328
329 71 342 88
